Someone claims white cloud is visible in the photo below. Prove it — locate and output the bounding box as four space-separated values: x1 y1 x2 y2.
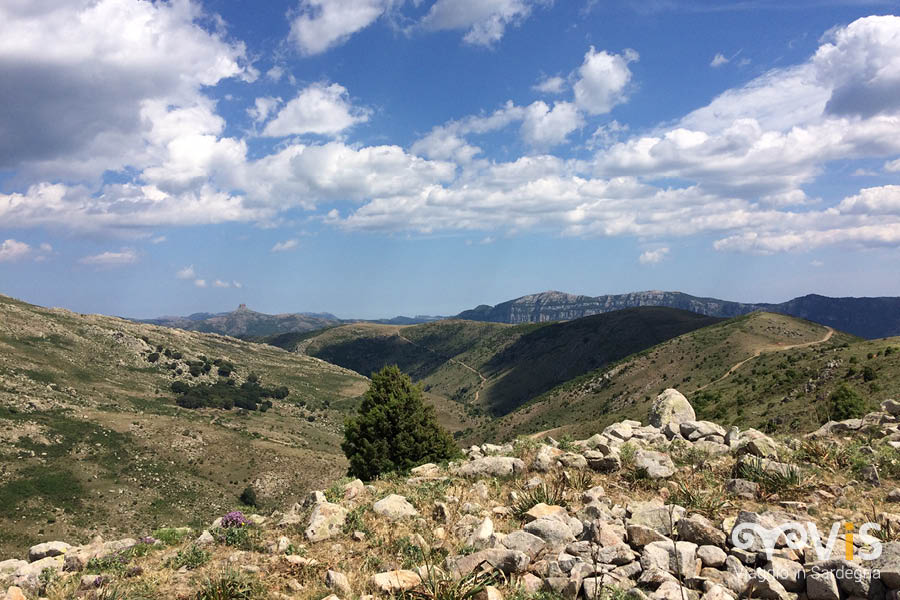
271 239 299 252
0 0 249 183
151 236 167 244
213 279 231 288
810 259 824 267
837 185 900 215
233 281 243 289
533 75 566 94
885 158 900 172
0 239 31 263
639 247 669 264
39 243 53 253
520 101 583 147
289 0 393 56
194 279 207 288
420 0 547 47
176 265 196 280
710 53 729 67
248 97 281 124
261 83 370 137
79 249 138 267
573 47 638 115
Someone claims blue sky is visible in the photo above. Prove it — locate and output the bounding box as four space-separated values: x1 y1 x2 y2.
2 0 900 319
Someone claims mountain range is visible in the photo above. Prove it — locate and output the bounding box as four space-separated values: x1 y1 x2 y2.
457 290 900 339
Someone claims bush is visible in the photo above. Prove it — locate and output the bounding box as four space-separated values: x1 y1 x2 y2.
147 353 160 363
342 365 459 480
195 570 262 600
166 545 210 570
863 366 877 382
828 384 868 421
239 486 258 507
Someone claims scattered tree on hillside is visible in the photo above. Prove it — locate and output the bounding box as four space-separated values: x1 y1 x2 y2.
342 365 459 480
827 384 867 421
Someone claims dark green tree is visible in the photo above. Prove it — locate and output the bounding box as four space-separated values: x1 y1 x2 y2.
342 365 459 480
828 384 867 421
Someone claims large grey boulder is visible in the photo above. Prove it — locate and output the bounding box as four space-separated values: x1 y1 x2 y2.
446 549 529 578
627 501 685 536
649 389 696 429
305 501 348 542
502 530 546 558
456 456 526 478
677 514 726 547
27 541 71 562
634 450 676 479
373 494 419 520
806 571 841 600
524 518 576 546
764 557 805 592
641 541 700 579
752 568 792 600
882 399 900 416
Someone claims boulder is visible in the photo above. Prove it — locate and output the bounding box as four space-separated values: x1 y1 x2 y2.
446 549 529 578
373 495 419 520
882 399 900 416
641 541 700 579
326 570 352 597
763 557 805 593
369 570 421 594
697 545 727 568
4 587 26 600
806 571 841 600
751 568 792 600
634 450 676 479
456 457 526 479
677 514 726 547
649 389 696 429
680 421 727 441
523 503 568 522
27 541 71 562
524 518 576 546
466 517 494 549
305 502 348 542
501 530 546 559
627 501 685 536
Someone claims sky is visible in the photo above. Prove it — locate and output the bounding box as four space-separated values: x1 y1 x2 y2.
2 0 900 319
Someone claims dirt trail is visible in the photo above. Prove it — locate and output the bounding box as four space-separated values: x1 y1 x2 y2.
697 326 834 391
395 333 488 402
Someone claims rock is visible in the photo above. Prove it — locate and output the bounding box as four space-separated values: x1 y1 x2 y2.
476 585 504 600
4 587 26 600
501 530 546 559
741 437 780 460
27 541 71 562
80 574 105 590
582 485 606 504
326 570 352 596
524 518 576 546
628 524 671 547
588 521 627 547
678 514 727 547
887 488 900 503
373 494 419 520
606 422 635 441
305 502 348 542
523 503 569 522
196 530 215 546
456 457 526 478
410 463 440 477
882 399 900 416
344 479 366 500
806 571 841 600
649 389 696 429
627 501 685 536
653 581 698 600
701 584 735 600
447 549 530 578
518 573 543 594
764 557 805 593
698 545 727 568
641 541 700 579
533 445 562 472
725 479 759 499
369 570 421 594
558 453 588 469
11 555 63 590
751 568 792 600
466 517 494 549
0 561 27 578
590 454 622 473
634 450 676 479
680 421 727 441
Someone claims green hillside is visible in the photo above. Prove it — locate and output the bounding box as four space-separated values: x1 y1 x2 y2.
477 311 889 443
297 308 722 432
0 294 368 556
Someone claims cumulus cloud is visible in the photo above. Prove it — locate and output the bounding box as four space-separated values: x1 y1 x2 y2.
420 0 547 47
0 239 32 263
520 101 583 147
289 0 393 56
573 47 638 115
639 247 669 264
261 83 370 137
194 279 207 288
271 239 299 252
248 97 281 124
0 0 249 182
78 249 138 267
533 75 566 94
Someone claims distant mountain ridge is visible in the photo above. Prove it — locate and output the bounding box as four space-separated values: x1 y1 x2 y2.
142 305 444 337
456 290 900 339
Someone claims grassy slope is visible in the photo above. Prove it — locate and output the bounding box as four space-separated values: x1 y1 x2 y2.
0 294 368 556
298 308 722 434
479 311 896 443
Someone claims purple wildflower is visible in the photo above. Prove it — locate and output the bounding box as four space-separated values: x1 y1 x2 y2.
220 511 250 528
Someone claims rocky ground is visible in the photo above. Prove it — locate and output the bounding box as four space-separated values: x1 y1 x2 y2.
2 389 899 600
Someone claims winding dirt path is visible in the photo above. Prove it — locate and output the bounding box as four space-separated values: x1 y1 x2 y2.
696 325 834 391
395 333 488 402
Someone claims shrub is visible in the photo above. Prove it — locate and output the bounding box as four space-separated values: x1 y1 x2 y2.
147 353 160 363
195 570 262 600
342 365 459 480
828 384 867 421
166 545 209 570
863 366 877 382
